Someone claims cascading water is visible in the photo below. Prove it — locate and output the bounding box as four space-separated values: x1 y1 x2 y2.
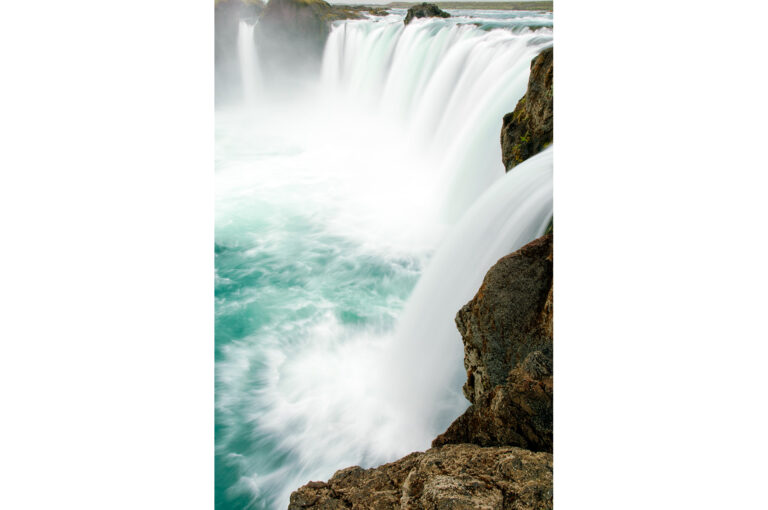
322 15 552 218
237 20 259 107
385 147 553 440
216 9 553 510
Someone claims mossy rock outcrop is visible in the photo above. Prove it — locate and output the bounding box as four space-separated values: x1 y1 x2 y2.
501 47 553 171
404 3 450 25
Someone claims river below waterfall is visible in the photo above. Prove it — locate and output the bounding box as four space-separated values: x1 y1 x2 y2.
215 9 553 509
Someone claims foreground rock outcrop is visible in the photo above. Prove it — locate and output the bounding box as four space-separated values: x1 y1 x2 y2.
289 444 553 510
501 47 553 171
434 235 553 452
404 3 450 25
289 235 554 508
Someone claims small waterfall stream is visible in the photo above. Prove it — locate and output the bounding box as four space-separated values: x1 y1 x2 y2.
237 20 260 107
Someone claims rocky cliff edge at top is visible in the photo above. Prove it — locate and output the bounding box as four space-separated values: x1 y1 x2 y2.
501 47 553 171
433 234 553 453
404 3 450 25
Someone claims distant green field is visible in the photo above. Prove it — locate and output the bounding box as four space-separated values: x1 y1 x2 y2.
385 1 553 11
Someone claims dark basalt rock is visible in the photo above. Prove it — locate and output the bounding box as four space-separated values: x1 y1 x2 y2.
501 47 553 171
433 234 553 452
288 444 553 510
404 3 450 25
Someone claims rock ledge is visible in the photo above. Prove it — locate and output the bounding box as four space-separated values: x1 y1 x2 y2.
289 444 553 510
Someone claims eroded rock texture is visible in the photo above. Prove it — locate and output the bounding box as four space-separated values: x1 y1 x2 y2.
501 48 553 171
433 235 553 452
288 444 553 510
289 234 554 508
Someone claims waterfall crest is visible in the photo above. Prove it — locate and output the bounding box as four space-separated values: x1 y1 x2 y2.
321 19 552 219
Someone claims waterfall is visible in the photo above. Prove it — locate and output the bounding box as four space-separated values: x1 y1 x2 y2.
217 10 554 510
226 146 553 509
386 147 553 438
237 20 259 107
321 18 552 219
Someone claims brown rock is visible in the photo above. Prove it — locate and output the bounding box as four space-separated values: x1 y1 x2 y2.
501 47 553 171
404 3 450 25
288 444 552 510
433 234 553 452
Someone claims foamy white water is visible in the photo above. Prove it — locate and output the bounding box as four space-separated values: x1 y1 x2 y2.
322 16 552 218
216 9 553 509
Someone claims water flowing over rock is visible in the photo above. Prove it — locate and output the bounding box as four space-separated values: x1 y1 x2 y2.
404 3 450 25
220 12 553 503
252 0 372 87
215 0 264 104
432 234 553 452
501 48 553 171
288 444 553 510
288 235 554 507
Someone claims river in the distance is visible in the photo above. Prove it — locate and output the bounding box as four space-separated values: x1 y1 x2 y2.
215 9 553 509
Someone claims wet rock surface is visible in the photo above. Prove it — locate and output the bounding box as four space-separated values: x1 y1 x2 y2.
501 48 553 171
434 234 553 452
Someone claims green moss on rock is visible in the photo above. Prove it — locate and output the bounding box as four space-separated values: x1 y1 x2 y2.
501 47 553 171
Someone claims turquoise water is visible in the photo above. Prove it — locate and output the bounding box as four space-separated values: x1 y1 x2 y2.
216 9 552 510
214 110 435 508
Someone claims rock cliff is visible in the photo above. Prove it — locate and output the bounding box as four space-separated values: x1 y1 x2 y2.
288 235 554 508
501 48 553 171
404 3 451 25
433 235 553 452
